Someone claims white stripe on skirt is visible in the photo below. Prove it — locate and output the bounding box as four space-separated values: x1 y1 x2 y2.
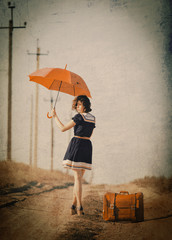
63 160 92 170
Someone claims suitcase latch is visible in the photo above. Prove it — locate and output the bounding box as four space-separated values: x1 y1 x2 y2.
131 205 136 210
110 204 114 209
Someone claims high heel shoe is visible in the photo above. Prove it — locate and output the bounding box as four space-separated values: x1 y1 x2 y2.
77 206 84 216
70 205 77 215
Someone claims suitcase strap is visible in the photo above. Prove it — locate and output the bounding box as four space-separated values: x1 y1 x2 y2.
114 193 118 219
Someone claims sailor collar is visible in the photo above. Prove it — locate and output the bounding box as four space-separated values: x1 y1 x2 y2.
80 113 95 123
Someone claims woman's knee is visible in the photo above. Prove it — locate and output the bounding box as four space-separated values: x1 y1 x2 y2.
73 169 83 180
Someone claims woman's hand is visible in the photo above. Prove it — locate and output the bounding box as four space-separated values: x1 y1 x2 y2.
51 108 75 132
51 108 56 118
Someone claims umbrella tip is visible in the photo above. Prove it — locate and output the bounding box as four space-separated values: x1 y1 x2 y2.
65 64 67 70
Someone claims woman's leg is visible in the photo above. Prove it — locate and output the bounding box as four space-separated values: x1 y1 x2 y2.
72 169 85 208
72 182 77 206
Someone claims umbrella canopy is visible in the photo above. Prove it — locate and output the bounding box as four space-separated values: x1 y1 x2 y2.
29 65 91 98
29 65 91 118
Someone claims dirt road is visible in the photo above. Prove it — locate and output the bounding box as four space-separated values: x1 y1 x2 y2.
0 162 172 240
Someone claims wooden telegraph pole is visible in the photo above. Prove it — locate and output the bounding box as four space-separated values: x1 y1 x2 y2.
50 96 54 171
29 95 33 166
43 94 54 171
27 39 48 168
0 2 26 161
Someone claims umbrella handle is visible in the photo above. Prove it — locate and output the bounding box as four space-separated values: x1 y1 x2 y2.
47 112 52 119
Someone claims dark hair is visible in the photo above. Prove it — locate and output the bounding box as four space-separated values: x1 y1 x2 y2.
72 95 92 113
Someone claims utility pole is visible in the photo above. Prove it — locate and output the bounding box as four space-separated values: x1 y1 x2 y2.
29 95 33 166
27 39 48 168
0 2 27 161
50 96 54 171
43 94 54 171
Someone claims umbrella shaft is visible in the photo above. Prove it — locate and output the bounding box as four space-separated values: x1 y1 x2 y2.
53 81 62 108
53 91 59 108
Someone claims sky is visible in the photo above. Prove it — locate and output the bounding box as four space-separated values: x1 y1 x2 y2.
0 0 172 184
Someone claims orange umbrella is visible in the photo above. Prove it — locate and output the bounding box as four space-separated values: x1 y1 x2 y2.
29 64 91 118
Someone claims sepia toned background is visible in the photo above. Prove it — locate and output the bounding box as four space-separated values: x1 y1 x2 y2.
0 0 172 185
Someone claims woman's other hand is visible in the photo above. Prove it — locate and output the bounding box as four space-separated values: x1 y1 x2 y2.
51 108 56 118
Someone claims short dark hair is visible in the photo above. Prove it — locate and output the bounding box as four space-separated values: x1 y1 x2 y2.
72 95 92 113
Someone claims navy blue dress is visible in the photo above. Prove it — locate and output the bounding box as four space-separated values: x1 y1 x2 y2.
63 113 96 170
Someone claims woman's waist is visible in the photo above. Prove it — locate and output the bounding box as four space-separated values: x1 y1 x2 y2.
74 135 90 140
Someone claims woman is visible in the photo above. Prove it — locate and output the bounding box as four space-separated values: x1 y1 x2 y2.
51 95 96 216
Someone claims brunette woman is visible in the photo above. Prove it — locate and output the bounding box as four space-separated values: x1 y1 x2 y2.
51 95 96 215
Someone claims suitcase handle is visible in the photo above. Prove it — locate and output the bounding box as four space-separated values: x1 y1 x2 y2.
119 191 129 195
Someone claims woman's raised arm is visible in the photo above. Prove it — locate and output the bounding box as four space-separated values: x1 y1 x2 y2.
51 108 75 132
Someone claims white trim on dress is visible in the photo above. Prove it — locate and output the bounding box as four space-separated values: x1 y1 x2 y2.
63 159 92 170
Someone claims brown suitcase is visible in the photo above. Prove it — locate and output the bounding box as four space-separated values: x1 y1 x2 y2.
103 191 144 222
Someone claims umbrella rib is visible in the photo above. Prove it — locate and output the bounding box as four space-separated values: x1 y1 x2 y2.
73 85 75 96
48 80 55 89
